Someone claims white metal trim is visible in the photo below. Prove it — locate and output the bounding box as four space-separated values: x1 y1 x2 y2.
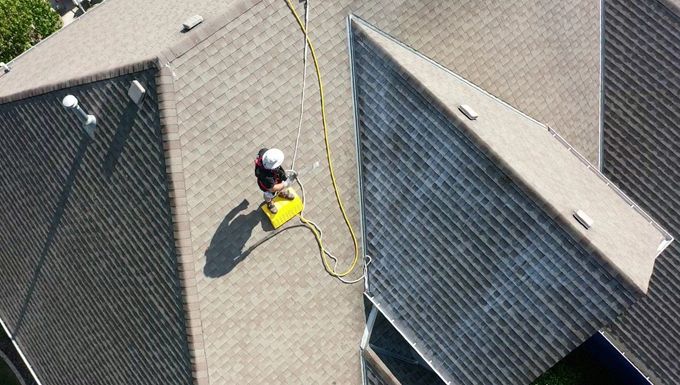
598 331 654 385
359 348 368 385
0 318 43 385
360 306 378 350
347 14 371 293
364 294 453 385
598 0 606 171
0 350 28 385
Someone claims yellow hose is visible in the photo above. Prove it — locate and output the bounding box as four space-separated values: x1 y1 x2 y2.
285 0 360 278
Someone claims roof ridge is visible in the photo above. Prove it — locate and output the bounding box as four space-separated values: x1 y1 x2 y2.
351 17 672 296
155 65 210 385
0 58 159 104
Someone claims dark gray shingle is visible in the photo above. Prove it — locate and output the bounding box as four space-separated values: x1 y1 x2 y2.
0 70 192 385
603 0 680 383
353 26 638 385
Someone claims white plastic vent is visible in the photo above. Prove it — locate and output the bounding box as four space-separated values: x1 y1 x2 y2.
458 104 478 120
182 15 204 31
573 209 594 230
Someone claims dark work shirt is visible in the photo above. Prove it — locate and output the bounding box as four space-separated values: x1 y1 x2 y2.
255 148 287 191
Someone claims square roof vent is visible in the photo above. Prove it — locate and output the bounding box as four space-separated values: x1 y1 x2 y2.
128 80 146 105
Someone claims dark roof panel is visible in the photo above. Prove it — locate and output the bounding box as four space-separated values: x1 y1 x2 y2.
603 0 680 383
353 23 639 385
0 69 192 385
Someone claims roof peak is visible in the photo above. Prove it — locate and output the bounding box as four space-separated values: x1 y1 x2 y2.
352 16 672 295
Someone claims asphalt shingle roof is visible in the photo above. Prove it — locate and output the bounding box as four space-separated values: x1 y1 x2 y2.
352 20 668 385
0 0 603 163
603 0 680 382
161 0 610 383
0 0 625 384
0 69 192 385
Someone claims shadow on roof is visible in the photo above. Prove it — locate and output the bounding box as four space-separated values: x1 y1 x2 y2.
102 100 139 178
12 134 91 338
203 199 273 278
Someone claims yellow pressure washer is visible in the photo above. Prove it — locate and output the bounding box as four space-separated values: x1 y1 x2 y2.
261 188 304 229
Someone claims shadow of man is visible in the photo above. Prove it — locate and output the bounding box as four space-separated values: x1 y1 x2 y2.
204 199 272 278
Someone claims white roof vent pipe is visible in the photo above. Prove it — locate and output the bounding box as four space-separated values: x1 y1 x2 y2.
0 62 9 73
62 95 97 138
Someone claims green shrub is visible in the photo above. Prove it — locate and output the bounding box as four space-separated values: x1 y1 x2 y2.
0 0 62 63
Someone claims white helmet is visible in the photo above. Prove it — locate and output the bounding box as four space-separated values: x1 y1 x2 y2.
262 148 284 170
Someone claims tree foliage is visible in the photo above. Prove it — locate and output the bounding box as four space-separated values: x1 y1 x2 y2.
0 0 62 63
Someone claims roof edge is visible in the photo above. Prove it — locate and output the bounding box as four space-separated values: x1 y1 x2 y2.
0 58 159 105
362 345 403 385
598 330 659 385
0 0 261 101
1 0 115 70
364 294 451 384
155 66 210 385
657 0 680 19
351 17 673 296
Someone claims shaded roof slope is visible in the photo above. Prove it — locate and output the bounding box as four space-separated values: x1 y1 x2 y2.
352 19 669 385
602 0 680 383
0 69 192 385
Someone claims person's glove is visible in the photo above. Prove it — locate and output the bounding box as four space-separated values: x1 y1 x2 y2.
286 170 298 182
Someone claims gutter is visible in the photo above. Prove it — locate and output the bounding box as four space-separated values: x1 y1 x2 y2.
598 331 656 385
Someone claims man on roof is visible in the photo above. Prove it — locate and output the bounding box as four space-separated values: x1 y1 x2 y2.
254 148 295 214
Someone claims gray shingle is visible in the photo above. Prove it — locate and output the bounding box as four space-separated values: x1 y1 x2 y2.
0 0 616 383
0 70 192 385
603 0 680 383
353 26 638 385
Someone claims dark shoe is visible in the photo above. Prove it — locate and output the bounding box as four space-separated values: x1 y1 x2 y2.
279 189 295 200
266 200 278 214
